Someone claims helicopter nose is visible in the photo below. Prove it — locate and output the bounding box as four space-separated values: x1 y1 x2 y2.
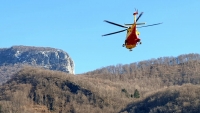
133 12 138 15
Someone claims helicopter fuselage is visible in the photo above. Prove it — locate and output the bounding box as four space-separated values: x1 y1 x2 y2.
125 24 140 50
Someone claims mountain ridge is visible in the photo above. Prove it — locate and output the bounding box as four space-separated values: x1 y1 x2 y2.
85 53 200 75
0 45 75 84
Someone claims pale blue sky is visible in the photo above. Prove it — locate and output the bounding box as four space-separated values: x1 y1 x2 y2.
0 1 200 74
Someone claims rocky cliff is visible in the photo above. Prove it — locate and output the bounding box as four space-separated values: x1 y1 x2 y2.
0 45 75 74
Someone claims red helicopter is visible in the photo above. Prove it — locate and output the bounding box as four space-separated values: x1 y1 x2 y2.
102 10 162 51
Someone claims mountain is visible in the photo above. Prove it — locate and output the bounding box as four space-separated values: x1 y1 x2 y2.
0 66 200 113
0 53 200 113
0 45 75 84
0 67 110 113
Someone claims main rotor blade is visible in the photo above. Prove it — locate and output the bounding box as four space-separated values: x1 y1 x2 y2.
136 12 143 22
102 29 127 36
104 20 128 28
137 22 163 28
125 22 146 26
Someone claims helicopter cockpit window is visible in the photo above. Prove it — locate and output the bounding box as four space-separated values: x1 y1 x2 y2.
127 27 131 33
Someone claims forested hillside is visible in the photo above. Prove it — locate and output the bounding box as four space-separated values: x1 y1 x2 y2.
0 67 128 113
120 84 200 113
0 64 23 84
85 53 200 86
0 53 200 113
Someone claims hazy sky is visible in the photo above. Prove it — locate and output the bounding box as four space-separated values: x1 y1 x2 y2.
0 1 200 74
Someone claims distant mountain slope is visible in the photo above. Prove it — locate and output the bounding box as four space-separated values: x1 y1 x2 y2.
86 53 200 75
85 53 200 86
0 45 75 84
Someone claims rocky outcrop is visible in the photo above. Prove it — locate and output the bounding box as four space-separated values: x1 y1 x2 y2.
0 46 75 74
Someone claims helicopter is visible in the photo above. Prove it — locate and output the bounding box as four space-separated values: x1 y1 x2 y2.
102 9 162 51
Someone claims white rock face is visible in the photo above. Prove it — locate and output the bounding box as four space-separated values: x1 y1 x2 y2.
0 46 75 74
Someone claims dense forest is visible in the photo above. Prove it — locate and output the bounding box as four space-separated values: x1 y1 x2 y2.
0 53 200 113
85 53 200 85
0 64 24 84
